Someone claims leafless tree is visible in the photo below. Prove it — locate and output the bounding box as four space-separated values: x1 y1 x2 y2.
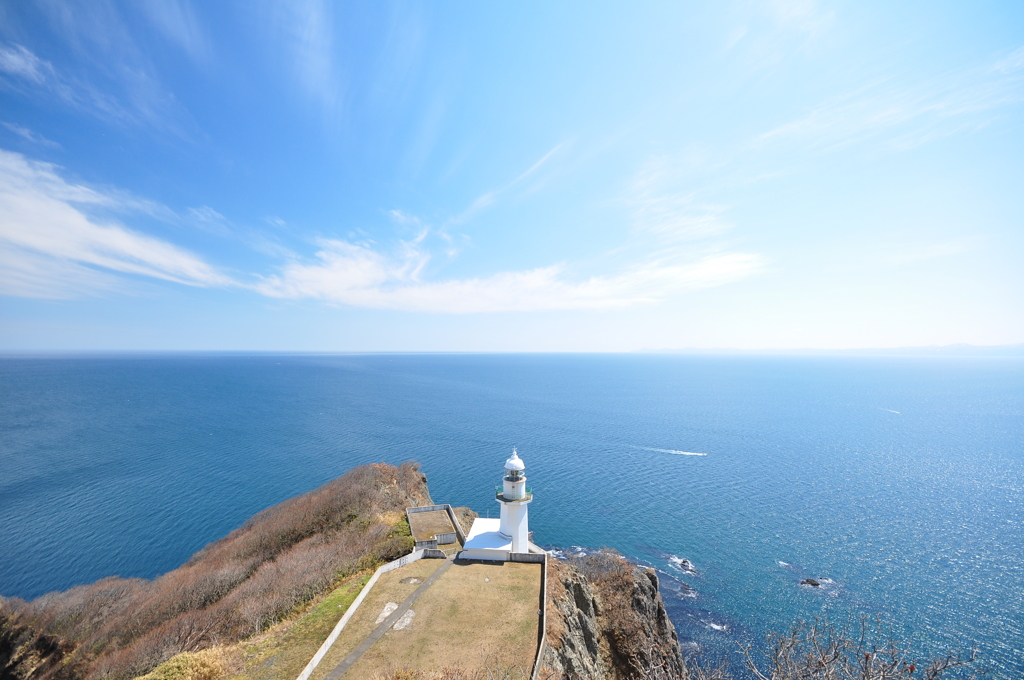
738 617 979 680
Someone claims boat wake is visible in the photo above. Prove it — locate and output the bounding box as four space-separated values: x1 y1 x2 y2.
638 446 708 457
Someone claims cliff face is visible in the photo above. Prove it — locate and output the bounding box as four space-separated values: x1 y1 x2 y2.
542 552 689 680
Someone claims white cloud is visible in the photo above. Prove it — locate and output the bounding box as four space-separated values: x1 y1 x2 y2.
0 147 765 311
0 149 233 298
255 237 763 313
0 247 124 299
244 145 757 314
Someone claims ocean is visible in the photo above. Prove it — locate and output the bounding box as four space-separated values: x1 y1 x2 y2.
1 354 1021 676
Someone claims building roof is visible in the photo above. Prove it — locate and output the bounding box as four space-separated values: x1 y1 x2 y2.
504 448 525 471
462 518 512 552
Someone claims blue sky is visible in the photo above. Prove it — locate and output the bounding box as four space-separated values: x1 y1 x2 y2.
1 1 1022 351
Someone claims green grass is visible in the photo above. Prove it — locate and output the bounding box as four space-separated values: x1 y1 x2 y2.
228 573 372 680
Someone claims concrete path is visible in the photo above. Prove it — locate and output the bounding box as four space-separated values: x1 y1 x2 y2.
323 556 455 680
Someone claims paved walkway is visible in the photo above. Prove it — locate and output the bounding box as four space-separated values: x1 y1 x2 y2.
323 556 455 680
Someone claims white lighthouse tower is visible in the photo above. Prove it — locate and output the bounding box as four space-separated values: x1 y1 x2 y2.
497 448 532 553
460 448 540 561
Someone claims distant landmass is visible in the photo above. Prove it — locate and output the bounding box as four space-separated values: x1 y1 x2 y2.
636 343 1024 356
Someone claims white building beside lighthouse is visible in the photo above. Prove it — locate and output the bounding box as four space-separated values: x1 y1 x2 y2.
460 448 545 561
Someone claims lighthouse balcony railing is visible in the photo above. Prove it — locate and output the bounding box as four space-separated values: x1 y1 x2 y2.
495 485 532 502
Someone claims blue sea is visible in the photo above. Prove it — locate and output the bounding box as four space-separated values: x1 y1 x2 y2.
1 354 1021 676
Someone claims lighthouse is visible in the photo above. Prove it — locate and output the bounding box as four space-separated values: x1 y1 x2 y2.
460 448 541 561
497 448 532 553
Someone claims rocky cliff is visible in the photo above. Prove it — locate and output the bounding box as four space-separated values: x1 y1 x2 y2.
542 551 689 680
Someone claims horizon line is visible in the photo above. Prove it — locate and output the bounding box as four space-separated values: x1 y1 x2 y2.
1 343 1022 358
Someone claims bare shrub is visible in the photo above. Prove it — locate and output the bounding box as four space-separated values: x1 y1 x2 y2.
740 617 979 680
1 462 432 680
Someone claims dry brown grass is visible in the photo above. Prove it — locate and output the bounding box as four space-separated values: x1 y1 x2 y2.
1 462 431 680
134 646 240 680
306 558 449 680
343 561 542 679
370 666 529 680
407 511 456 542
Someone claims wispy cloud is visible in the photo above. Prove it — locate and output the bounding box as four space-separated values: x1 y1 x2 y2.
627 156 733 241
2 122 61 148
254 236 763 313
0 41 135 127
0 149 233 298
0 246 126 299
388 209 467 259
759 46 1024 151
182 204 298 259
1 145 764 311
138 0 211 65
187 205 233 237
0 43 51 83
260 0 341 113
765 0 833 36
0 29 194 137
452 142 567 224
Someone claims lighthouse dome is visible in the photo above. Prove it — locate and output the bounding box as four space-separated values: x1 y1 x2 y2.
504 448 525 471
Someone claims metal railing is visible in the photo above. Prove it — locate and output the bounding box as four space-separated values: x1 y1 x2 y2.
495 485 533 502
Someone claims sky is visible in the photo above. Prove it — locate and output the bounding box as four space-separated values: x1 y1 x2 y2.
1 1 1022 352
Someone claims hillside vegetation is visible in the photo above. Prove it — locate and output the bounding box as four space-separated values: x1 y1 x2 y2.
0 462 432 680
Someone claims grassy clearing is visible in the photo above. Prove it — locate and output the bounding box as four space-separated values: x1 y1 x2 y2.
345 561 541 678
307 559 448 680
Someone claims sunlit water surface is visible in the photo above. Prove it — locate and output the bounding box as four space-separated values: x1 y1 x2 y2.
1 354 1021 675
